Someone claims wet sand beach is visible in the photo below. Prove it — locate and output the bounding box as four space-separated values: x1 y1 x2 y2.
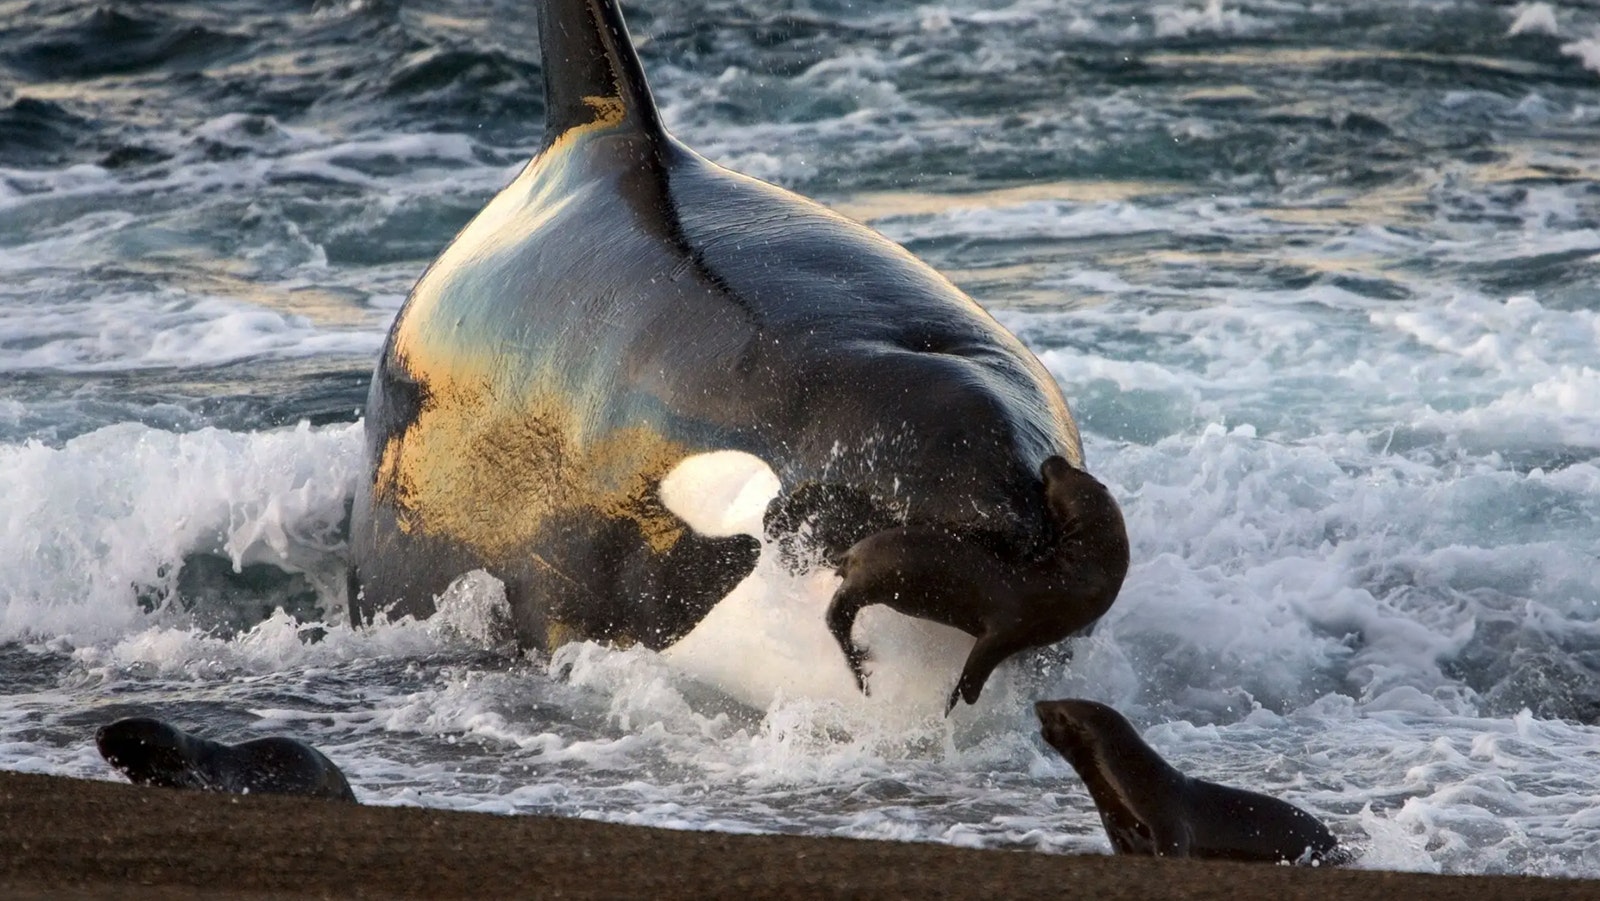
2 770 1594 901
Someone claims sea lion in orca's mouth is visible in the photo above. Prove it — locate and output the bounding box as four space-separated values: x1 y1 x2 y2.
350 0 1130 710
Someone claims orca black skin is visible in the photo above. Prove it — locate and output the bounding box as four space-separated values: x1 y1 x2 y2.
96 717 356 803
351 0 1130 708
1036 699 1349 865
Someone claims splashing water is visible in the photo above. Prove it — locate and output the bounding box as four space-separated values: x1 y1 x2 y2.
2 0 1599 878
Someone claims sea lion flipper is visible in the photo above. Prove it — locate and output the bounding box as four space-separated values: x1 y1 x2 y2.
824 585 872 695
1152 820 1193 858
537 0 663 146
948 629 1026 712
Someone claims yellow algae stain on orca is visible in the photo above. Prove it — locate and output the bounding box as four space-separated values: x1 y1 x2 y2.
374 381 689 560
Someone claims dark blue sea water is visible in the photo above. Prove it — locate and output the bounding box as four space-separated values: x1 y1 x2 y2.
2 0 1599 877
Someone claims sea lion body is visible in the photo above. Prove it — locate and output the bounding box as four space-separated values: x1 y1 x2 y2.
96 717 356 803
833 458 1127 710
351 0 1129 707
1036 699 1346 865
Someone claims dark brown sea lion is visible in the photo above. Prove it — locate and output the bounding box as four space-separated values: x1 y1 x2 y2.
1035 699 1349 865
350 0 1130 708
831 458 1127 712
96 717 356 803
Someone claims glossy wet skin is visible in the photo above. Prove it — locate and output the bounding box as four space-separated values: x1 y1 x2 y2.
832 459 1129 712
96 718 208 790
96 717 356 802
1035 700 1347 865
350 0 1126 705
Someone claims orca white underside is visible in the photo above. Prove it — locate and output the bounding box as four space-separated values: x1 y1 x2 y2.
657 451 975 713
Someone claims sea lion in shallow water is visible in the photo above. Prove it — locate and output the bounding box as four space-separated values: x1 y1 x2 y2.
96 717 356 803
350 0 1129 708
1035 699 1348 865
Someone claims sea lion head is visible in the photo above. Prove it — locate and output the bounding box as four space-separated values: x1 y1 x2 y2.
1034 698 1119 767
95 717 210 790
1040 456 1117 540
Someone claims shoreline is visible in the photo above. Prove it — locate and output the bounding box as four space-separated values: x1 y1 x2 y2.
2 770 1595 900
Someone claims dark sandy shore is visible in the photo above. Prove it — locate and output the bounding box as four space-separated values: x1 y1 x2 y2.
1 769 1594 900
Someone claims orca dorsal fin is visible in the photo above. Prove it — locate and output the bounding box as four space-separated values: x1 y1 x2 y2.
537 0 663 147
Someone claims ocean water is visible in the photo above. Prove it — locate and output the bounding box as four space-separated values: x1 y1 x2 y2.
3 0 1600 878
